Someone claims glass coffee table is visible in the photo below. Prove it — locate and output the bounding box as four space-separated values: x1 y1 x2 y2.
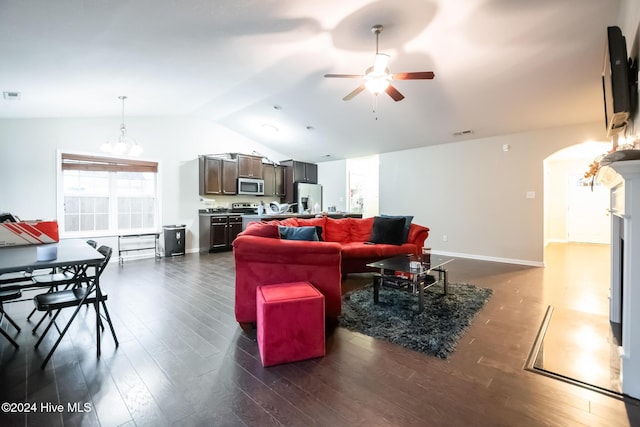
367 254 455 312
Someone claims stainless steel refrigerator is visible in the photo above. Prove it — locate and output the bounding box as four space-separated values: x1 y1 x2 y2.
295 183 322 214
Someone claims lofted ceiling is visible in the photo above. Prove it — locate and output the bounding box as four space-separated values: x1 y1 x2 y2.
0 0 621 162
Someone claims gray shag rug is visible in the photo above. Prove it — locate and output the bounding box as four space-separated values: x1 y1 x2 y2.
339 282 493 358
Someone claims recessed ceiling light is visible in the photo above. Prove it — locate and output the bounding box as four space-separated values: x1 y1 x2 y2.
3 91 21 101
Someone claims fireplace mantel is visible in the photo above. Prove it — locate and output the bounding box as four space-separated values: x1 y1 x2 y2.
607 159 640 399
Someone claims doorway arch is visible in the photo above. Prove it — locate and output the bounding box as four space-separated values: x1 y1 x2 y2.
543 140 611 257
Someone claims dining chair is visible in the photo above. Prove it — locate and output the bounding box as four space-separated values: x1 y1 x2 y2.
27 239 97 326
0 289 22 348
32 245 119 369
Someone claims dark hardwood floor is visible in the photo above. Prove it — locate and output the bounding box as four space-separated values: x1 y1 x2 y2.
1 243 639 426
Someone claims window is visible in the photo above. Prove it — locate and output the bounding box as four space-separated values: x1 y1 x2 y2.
60 153 159 236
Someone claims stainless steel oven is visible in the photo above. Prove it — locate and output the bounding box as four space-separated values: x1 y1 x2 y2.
237 177 264 195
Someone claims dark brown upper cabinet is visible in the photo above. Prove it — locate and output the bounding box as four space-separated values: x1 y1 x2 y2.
199 156 238 195
281 160 317 184
237 154 264 178
263 164 285 198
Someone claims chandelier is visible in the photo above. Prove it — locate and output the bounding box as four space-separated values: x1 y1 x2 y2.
100 96 143 157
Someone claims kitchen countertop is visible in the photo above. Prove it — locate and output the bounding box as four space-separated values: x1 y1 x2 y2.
199 212 243 216
242 213 363 220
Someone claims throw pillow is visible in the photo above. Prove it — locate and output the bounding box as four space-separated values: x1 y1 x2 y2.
278 226 320 241
381 214 414 242
369 216 406 245
243 222 280 238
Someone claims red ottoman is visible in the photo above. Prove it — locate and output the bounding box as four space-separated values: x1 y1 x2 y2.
256 281 325 367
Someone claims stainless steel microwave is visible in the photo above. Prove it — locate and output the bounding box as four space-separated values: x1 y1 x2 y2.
237 177 264 195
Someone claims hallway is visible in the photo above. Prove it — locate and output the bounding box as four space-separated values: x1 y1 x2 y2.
528 242 620 394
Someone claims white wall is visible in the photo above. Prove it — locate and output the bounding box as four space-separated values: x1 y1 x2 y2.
619 0 640 135
0 116 289 253
378 122 607 265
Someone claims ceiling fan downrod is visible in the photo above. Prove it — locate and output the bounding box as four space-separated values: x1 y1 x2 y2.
372 24 383 54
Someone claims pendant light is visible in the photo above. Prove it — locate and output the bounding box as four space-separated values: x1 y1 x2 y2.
100 96 143 156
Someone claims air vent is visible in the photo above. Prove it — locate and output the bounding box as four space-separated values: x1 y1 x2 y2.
453 129 474 137
3 91 21 101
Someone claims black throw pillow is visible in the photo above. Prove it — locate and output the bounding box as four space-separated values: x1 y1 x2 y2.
369 216 406 245
381 214 413 242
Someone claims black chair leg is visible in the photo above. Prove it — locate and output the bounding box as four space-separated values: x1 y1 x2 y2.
39 304 85 370
0 298 21 348
100 300 119 347
95 300 100 358
31 311 52 334
0 326 19 348
0 310 20 348
0 309 21 332
34 309 63 349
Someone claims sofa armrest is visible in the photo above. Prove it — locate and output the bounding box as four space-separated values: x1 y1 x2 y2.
233 235 343 323
407 223 430 255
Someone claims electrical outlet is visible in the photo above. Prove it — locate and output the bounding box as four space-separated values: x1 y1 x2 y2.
442 235 448 242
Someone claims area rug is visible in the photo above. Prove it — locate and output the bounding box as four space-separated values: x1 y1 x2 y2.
339 282 493 358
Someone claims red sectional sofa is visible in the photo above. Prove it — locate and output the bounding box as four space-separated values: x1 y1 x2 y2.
232 216 429 324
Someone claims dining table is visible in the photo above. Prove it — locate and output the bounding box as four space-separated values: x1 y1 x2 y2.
0 239 103 285
0 239 116 366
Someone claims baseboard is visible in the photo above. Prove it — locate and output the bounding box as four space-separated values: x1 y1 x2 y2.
432 250 545 267
545 238 567 246
109 247 200 263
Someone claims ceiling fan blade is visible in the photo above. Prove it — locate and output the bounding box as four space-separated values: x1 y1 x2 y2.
324 73 364 78
385 85 405 102
391 71 435 80
343 85 366 101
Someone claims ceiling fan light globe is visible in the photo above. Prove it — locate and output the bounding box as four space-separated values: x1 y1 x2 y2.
365 78 390 95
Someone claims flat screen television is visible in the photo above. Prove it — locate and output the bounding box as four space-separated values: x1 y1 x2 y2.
602 26 631 136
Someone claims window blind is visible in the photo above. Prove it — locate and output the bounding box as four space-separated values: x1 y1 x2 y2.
61 153 158 173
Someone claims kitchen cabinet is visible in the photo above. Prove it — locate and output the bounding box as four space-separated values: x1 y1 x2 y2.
198 156 237 195
199 214 243 252
281 160 317 183
263 164 285 198
237 154 264 178
281 160 317 204
228 215 243 244
222 159 238 194
199 156 221 195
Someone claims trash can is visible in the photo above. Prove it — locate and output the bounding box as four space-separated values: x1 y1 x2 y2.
163 224 186 257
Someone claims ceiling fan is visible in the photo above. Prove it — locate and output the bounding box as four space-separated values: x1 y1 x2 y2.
324 24 435 102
